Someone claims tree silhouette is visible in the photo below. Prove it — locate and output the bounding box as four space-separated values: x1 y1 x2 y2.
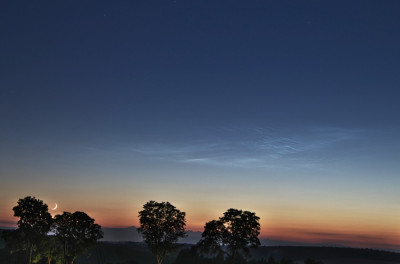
197 208 260 261
53 211 103 264
11 196 52 264
138 201 186 264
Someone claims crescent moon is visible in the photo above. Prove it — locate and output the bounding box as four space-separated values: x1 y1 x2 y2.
52 203 58 211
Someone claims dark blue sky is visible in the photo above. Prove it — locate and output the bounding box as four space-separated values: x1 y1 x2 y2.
1 1 400 248
2 1 400 139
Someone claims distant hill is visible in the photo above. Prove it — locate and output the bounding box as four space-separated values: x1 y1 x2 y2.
101 226 142 242
101 226 202 244
260 238 344 248
100 227 400 254
101 227 351 249
0 227 16 230
180 230 202 244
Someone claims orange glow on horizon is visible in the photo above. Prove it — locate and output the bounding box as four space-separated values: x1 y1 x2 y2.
2 195 399 251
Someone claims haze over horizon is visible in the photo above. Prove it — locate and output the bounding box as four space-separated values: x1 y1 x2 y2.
1 1 399 252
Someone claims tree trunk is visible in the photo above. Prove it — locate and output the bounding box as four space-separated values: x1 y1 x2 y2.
156 254 163 264
64 240 67 264
29 243 33 264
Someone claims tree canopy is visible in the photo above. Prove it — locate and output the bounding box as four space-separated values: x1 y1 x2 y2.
138 201 186 264
53 211 103 264
197 208 260 261
12 196 53 264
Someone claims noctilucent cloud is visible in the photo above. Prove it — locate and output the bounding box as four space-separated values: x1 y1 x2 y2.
1 1 399 250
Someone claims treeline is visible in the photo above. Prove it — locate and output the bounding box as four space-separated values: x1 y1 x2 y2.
1 197 325 264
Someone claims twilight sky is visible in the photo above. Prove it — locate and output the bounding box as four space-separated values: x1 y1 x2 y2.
1 1 399 250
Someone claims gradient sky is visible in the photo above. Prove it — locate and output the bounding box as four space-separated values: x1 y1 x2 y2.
1 1 399 251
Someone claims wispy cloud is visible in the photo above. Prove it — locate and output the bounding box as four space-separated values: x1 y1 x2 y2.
128 127 363 170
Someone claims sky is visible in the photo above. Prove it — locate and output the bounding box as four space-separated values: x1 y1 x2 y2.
0 0 399 251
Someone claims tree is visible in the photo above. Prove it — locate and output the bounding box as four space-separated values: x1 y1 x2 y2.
34 235 63 264
197 208 260 261
53 211 103 264
138 201 186 264
12 196 53 264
